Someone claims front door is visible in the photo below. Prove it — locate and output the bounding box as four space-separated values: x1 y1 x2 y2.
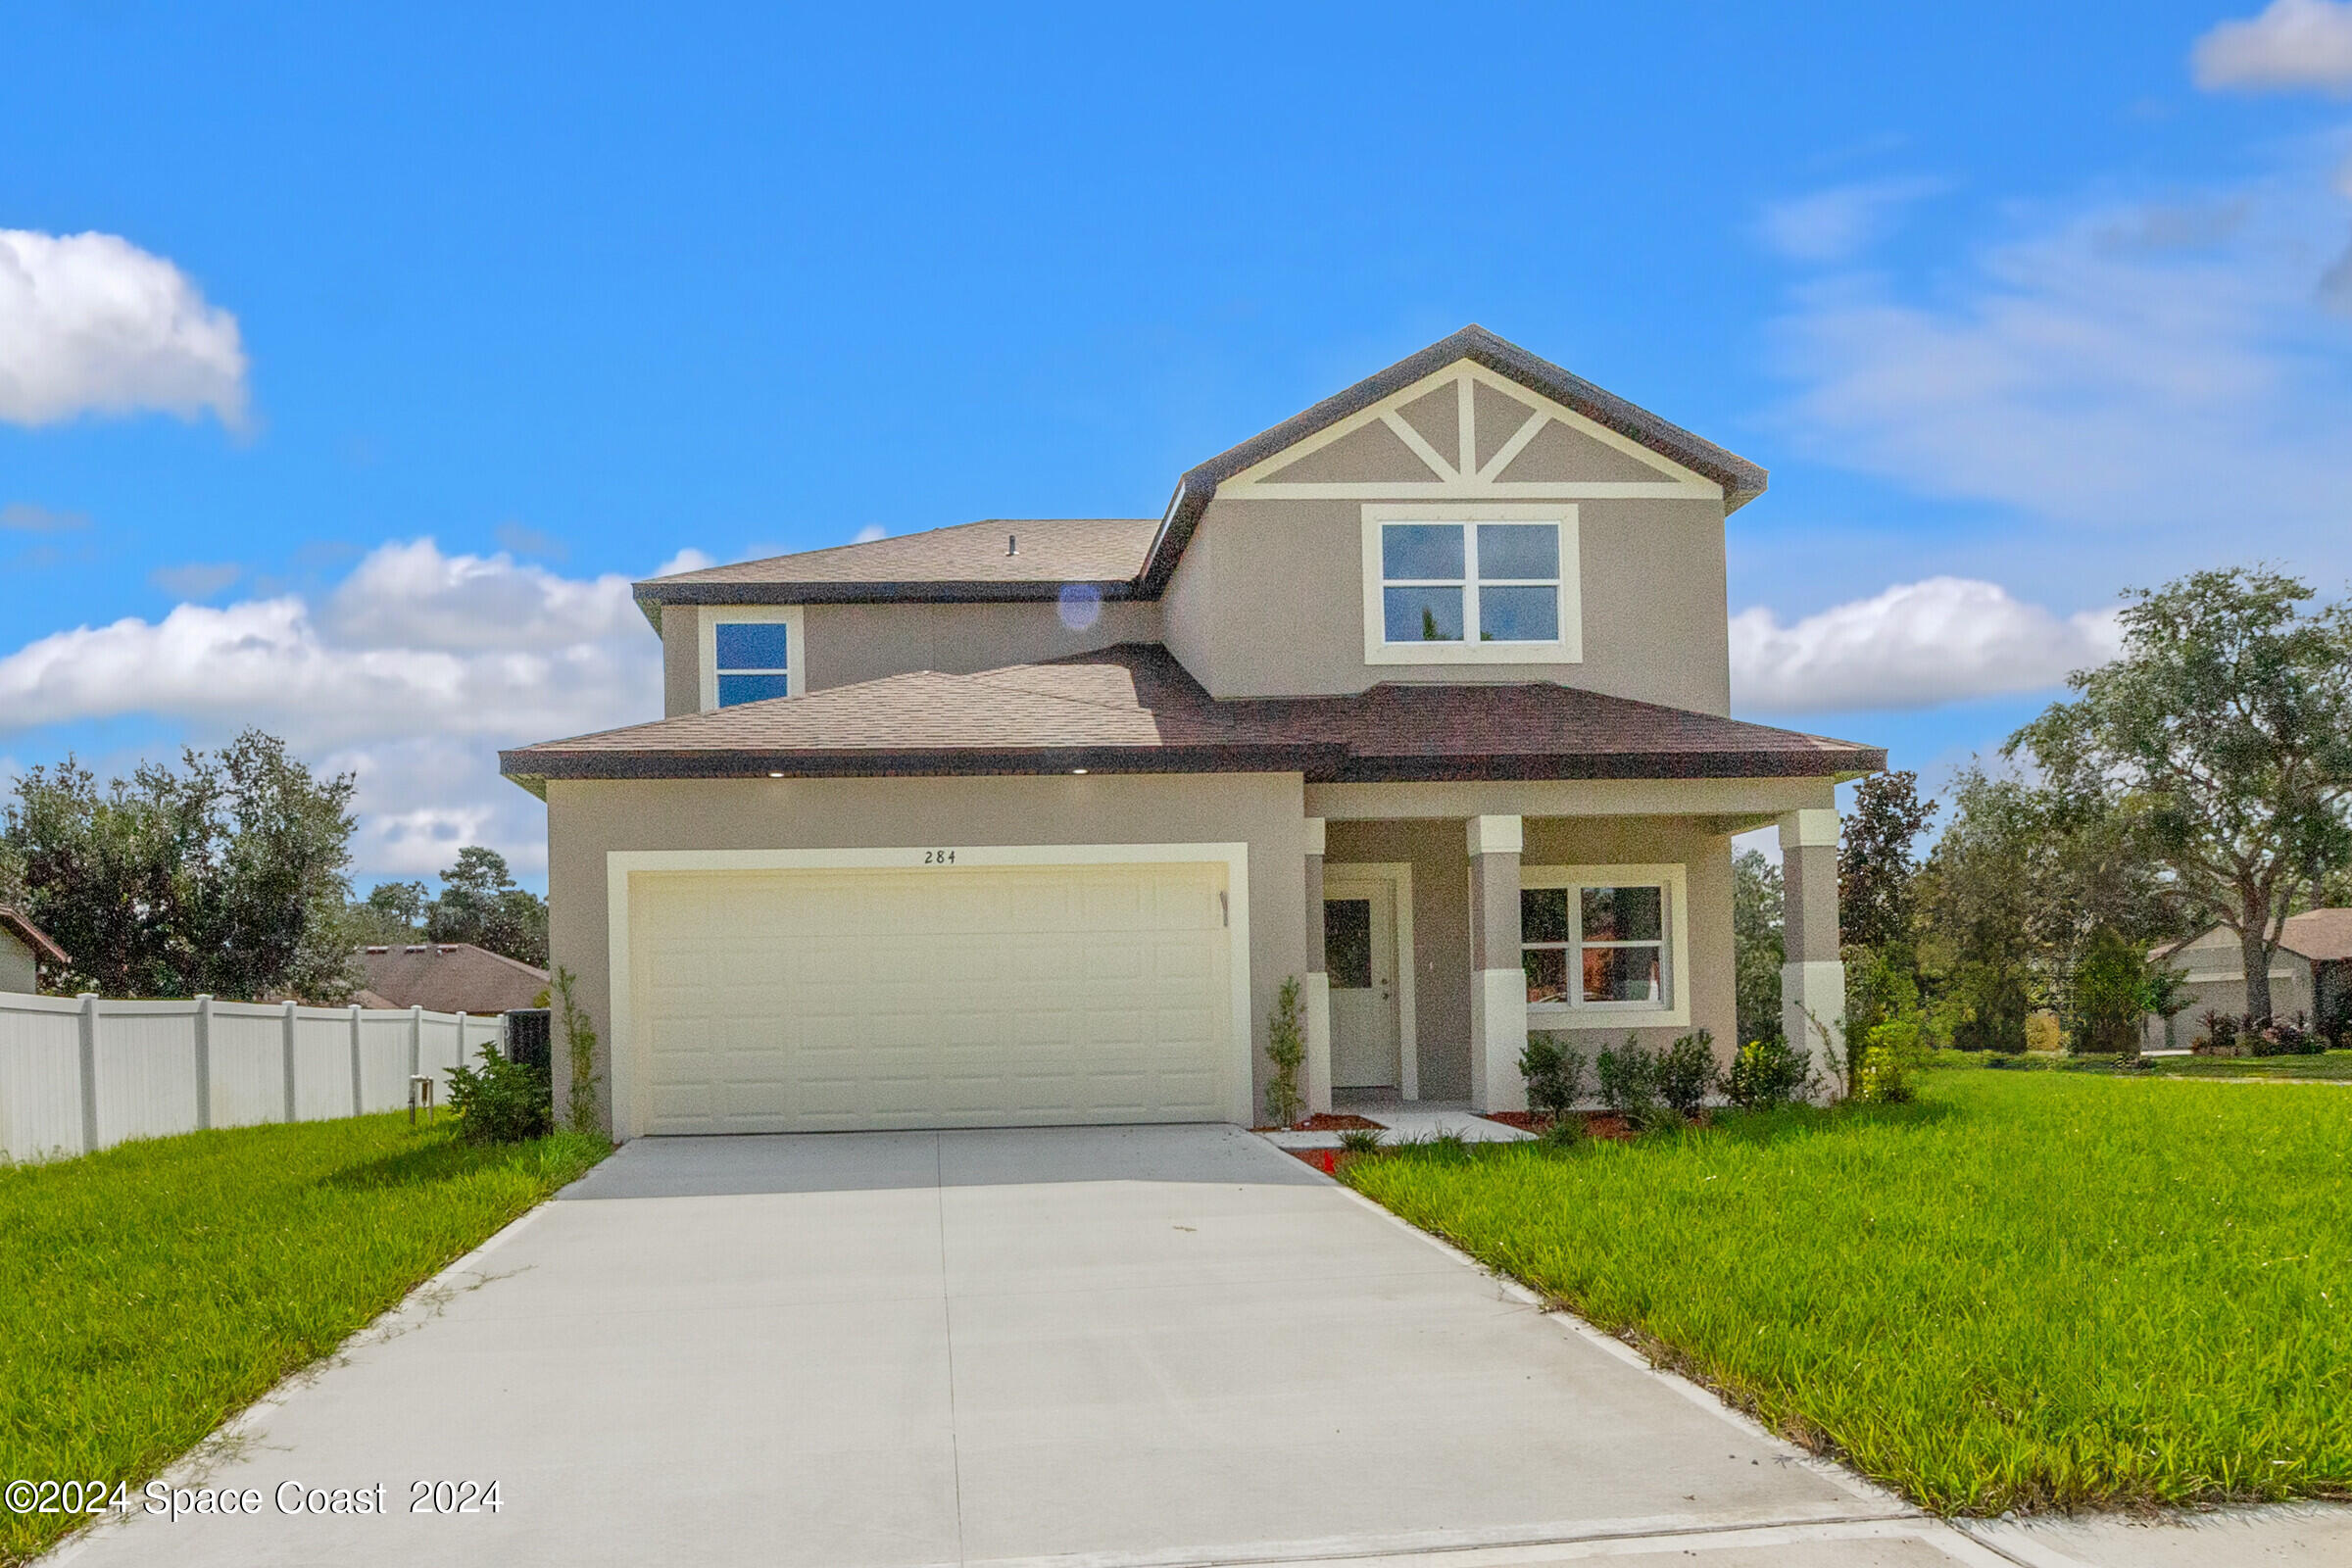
1325 878 1400 1089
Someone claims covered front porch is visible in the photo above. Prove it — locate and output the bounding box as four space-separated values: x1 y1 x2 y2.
1292 781 1850 1114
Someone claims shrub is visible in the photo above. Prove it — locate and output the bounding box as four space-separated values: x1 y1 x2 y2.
1538 1113 1589 1151
1264 975 1306 1128
1854 1044 1915 1104
444 1045 553 1144
1595 1036 1660 1119
1518 1034 1587 1121
1657 1030 1715 1117
2024 1010 2064 1054
1720 1036 1811 1109
1339 1126 1384 1153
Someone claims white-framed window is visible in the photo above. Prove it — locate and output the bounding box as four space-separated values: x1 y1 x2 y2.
1359 504 1581 665
697 605 804 710
1520 862 1690 1027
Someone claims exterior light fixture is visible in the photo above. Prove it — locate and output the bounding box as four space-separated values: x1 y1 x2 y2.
1071 767 1088 774
768 771 784 778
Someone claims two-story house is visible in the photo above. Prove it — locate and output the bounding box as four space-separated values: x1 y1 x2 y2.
501 326 1883 1140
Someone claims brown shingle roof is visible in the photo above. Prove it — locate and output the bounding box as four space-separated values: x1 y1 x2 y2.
635 518 1157 616
501 644 1883 788
2284 909 2352 962
354 943 549 1015
0 905 70 967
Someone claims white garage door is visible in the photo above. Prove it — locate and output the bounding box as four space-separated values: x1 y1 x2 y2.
626 861 1234 1134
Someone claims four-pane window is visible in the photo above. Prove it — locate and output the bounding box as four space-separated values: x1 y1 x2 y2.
1521 883 1667 1008
1380 521 1562 645
714 621 792 706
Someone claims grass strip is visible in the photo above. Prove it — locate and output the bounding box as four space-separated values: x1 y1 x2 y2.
0 1115 606 1565
1344 1070 2352 1515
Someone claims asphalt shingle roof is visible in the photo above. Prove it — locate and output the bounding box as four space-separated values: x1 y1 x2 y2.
502 644 1883 788
635 518 1158 615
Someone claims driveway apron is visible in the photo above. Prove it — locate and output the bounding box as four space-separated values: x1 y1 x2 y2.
52 1125 1919 1567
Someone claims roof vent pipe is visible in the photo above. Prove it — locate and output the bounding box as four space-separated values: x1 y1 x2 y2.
1006 533 1018 557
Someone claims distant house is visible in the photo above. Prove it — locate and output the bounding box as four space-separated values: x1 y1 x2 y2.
2148 910 2352 1048
0 906 71 995
354 943 549 1016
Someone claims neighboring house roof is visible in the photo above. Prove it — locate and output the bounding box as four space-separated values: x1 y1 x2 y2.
2156 909 2352 966
1139 323 1768 596
635 517 1158 618
0 905 70 967
629 325 1767 612
502 643 1883 790
354 943 549 1014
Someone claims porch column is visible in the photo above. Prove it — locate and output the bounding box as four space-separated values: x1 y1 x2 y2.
1779 808 1846 1102
1467 814 1527 1112
1301 816 1333 1115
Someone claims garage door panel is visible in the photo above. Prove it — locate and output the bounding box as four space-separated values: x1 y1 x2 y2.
630 861 1232 1134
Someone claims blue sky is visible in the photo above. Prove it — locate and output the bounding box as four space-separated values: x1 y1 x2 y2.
6 1 2352 890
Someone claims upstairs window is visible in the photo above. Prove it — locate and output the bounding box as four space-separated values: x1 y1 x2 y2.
714 621 792 705
1360 507 1579 665
1380 521 1560 645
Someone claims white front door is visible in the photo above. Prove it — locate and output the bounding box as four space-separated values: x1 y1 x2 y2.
1325 877 1401 1089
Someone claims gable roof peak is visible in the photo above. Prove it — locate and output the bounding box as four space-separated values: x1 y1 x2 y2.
1139 324 1766 594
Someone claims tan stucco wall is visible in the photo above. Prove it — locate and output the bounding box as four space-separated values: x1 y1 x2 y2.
802 600 1163 691
661 607 699 717
543 772 1310 1136
0 931 37 995
1158 495 1732 710
1321 809 1739 1097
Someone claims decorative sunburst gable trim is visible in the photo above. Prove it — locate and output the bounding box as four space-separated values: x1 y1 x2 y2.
1216 360 1724 502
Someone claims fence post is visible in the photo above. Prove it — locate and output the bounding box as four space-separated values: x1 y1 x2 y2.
281 1000 299 1123
409 1004 423 1081
76 993 100 1155
349 1004 365 1116
455 1009 468 1069
193 995 215 1132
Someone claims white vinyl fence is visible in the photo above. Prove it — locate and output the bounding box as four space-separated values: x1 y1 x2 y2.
0 992 507 1164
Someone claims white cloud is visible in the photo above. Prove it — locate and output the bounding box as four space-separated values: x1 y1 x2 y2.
0 539 662 878
0 230 248 427
651 548 714 577
1757 177 1945 263
854 523 888 543
1730 577 2123 713
1766 146 2352 563
2193 0 2352 94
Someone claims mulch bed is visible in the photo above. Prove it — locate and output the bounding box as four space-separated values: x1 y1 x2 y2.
1480 1109 1640 1142
1250 1111 1387 1133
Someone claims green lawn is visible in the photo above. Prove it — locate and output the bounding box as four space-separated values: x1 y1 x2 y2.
1345 1069 2352 1516
0 1115 606 1566
2142 1051 2352 1081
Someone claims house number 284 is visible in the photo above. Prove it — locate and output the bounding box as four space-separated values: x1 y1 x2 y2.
923 850 956 864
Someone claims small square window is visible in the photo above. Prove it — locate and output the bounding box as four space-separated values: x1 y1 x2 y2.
714 619 792 707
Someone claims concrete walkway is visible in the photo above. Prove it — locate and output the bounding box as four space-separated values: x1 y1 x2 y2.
43 1123 2339 1566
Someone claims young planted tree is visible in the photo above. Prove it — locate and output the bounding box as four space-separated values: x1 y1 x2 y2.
1917 766 2043 1052
2012 568 2352 1023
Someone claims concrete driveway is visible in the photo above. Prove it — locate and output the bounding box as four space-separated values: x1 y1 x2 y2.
55 1125 2005 1567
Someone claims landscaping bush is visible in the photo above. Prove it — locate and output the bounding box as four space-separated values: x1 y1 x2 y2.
1720 1036 1811 1109
1517 1033 1587 1121
1339 1126 1384 1153
1657 1029 1715 1117
1854 1043 1915 1103
1539 1113 1589 1151
1596 1036 1670 1127
444 1045 554 1144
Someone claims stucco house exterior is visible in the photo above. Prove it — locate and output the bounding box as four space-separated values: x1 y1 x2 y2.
502 326 1884 1140
0 906 72 996
2147 910 2352 1049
